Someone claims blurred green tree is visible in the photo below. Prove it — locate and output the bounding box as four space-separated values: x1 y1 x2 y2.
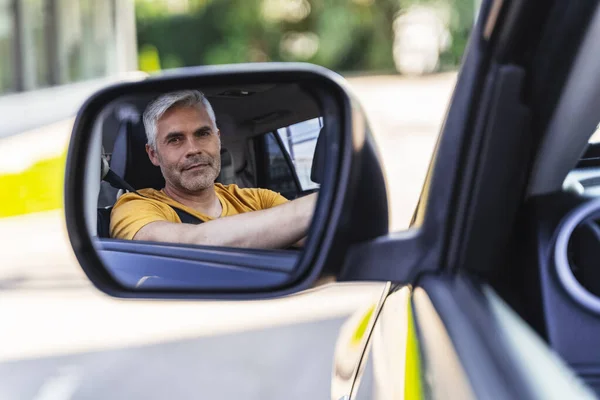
135 0 474 74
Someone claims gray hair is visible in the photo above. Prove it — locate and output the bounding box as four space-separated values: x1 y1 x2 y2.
143 90 217 149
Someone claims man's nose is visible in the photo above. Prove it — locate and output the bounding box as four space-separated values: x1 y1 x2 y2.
184 137 203 156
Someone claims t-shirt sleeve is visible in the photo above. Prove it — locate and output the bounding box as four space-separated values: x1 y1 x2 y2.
257 188 289 209
110 195 173 240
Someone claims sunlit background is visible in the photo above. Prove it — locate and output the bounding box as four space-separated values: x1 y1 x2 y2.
0 1 475 399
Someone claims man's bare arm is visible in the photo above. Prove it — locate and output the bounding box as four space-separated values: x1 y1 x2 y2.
133 193 317 249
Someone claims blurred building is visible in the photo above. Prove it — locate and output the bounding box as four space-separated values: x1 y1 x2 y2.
0 0 139 138
0 0 137 95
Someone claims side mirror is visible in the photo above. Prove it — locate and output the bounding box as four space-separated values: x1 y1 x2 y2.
64 63 388 299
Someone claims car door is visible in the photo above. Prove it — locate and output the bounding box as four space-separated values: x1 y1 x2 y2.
411 275 596 400
334 0 600 398
336 278 597 400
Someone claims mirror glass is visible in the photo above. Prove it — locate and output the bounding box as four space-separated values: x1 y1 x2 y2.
80 79 338 290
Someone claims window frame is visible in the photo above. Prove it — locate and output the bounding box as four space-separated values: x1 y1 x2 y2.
253 116 323 198
252 130 302 199
276 118 322 193
576 143 600 169
271 129 303 192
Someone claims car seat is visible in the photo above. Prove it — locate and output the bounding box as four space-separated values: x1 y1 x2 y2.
97 107 236 238
310 127 326 185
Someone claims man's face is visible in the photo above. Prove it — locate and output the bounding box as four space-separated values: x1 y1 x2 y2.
147 105 221 193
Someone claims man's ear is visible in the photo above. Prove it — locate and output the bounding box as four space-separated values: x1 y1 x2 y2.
146 144 160 167
216 129 220 137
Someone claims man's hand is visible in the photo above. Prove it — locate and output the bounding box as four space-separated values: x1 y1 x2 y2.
134 193 317 249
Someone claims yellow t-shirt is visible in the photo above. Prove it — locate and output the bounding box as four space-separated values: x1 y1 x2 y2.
110 183 288 240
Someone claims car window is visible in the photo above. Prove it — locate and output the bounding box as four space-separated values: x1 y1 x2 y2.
260 132 300 200
564 122 600 196
589 123 600 144
276 118 322 192
258 117 322 199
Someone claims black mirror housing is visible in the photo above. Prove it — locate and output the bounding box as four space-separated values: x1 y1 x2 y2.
64 63 388 300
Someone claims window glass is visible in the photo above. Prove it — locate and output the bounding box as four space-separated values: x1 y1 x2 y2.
262 132 299 200
589 123 600 144
563 122 600 196
276 117 322 191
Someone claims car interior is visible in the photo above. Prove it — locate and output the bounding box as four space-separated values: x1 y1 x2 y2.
493 144 600 393
513 132 600 393
493 11 600 390
91 82 324 240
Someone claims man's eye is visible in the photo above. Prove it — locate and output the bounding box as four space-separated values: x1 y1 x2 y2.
196 131 210 137
168 137 181 144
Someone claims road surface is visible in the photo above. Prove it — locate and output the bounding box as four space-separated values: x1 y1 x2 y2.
0 73 456 400
0 317 352 400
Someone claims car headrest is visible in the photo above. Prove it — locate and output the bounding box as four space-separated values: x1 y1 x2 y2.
217 148 235 185
126 120 165 190
310 129 325 184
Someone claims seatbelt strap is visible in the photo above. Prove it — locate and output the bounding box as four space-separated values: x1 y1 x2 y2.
101 158 204 225
104 169 137 193
101 156 137 192
171 207 204 225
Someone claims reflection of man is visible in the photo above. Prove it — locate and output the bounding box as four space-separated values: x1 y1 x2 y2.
110 90 316 249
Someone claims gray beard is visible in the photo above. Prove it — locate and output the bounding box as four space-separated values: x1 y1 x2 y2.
160 152 221 193
179 163 221 191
